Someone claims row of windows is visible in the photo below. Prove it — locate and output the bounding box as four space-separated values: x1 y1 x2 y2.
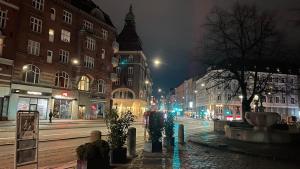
116 67 134 75
216 94 296 104
28 39 104 68
23 64 106 93
114 78 133 86
31 0 109 40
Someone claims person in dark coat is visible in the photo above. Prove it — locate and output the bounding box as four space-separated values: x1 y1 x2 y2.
49 110 53 123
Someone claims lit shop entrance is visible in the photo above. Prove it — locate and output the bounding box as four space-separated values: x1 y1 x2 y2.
78 105 86 119
17 97 48 119
53 99 72 119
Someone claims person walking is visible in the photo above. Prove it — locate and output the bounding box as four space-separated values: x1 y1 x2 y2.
49 110 53 123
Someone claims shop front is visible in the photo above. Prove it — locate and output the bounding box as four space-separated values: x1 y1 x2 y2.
9 84 52 120
52 90 78 119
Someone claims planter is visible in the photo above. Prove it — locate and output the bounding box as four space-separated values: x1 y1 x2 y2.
110 147 127 164
245 112 281 130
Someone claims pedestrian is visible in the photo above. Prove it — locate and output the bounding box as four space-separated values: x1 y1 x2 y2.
49 110 53 123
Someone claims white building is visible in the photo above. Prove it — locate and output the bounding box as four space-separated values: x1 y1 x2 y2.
195 70 299 121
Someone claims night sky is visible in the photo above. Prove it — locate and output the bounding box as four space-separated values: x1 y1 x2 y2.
95 0 300 94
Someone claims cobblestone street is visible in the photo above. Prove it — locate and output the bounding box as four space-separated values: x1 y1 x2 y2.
129 142 299 169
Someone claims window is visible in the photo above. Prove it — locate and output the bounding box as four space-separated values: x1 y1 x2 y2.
128 55 133 62
30 17 42 33
128 78 133 86
115 78 120 85
49 29 54 42
97 79 105 93
116 67 121 74
275 97 279 103
32 0 44 11
47 50 53 63
281 78 285 83
23 64 40 84
0 9 8 29
128 67 133 74
269 96 273 103
217 95 221 101
101 49 105 59
55 71 69 88
101 29 108 40
78 76 90 91
84 55 94 69
86 37 95 50
291 98 295 104
61 29 70 42
59 49 69 63
274 77 278 83
83 20 93 31
63 10 72 24
28 40 40 56
282 97 286 104
50 8 56 20
227 94 231 101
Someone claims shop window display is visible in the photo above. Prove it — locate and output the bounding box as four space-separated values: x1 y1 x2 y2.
17 97 48 119
53 99 72 119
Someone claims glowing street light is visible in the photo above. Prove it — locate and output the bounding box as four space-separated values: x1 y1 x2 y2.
72 59 79 65
22 65 28 71
145 80 149 85
153 58 161 67
158 88 162 93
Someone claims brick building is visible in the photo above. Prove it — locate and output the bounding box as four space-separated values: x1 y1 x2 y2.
112 5 152 117
0 0 20 120
1 0 118 120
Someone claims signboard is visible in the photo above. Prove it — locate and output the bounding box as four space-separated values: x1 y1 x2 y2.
15 111 39 169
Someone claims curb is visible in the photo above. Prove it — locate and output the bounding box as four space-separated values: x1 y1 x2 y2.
188 137 294 162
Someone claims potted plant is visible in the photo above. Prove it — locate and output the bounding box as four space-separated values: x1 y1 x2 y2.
148 111 164 152
76 140 110 169
164 112 175 148
105 109 135 163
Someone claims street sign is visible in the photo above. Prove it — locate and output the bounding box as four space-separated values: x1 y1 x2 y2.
15 110 39 169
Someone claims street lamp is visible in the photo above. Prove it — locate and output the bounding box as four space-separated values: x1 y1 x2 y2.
253 95 259 112
72 59 80 65
153 58 161 67
158 88 162 93
145 80 149 85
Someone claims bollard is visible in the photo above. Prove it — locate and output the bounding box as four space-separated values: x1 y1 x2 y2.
90 130 101 142
178 124 184 144
127 127 136 158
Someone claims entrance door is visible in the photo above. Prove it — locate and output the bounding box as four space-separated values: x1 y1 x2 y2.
78 106 86 119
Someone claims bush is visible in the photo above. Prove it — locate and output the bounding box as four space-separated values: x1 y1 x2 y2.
76 140 110 169
148 112 164 143
105 109 135 149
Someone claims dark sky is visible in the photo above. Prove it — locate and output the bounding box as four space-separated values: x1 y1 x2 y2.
95 0 300 94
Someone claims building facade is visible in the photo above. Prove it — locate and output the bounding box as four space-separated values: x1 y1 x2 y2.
195 70 299 121
112 5 152 117
1 0 118 120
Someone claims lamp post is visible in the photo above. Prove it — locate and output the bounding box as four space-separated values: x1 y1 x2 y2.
254 95 259 112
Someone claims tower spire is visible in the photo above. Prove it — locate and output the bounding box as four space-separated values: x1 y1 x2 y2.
125 4 135 25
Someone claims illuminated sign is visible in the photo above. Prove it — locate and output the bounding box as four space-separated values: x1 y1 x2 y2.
62 92 68 97
27 91 42 95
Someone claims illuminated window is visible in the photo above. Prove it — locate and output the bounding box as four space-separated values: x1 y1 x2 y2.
49 29 54 42
97 79 105 93
47 50 53 63
23 64 40 84
61 29 70 42
78 76 90 91
55 71 69 88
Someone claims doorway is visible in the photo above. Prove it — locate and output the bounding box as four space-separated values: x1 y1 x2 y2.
78 105 86 119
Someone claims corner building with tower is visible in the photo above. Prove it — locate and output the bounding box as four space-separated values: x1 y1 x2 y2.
112 5 152 117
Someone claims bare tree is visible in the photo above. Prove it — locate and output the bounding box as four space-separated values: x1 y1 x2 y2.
198 2 285 121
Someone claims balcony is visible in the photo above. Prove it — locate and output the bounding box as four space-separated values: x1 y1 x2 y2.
111 73 118 82
112 41 119 53
112 57 119 68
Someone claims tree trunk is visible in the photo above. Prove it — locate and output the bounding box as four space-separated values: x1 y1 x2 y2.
242 100 251 122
